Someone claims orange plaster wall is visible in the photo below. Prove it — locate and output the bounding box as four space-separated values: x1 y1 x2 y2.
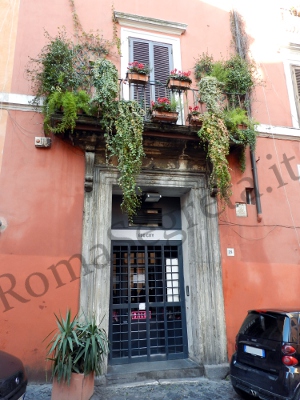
11 0 233 95
0 254 81 380
0 111 85 379
221 137 300 358
0 0 20 174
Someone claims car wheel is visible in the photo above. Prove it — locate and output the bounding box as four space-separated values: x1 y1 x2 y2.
232 384 256 400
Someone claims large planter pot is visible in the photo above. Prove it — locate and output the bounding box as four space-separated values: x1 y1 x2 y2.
188 114 202 127
167 79 191 90
151 110 178 123
126 72 149 84
51 372 94 400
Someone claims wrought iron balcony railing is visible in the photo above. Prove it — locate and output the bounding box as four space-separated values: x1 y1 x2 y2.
119 78 202 127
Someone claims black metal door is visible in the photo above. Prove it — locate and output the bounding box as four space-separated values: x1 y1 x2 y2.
109 242 187 364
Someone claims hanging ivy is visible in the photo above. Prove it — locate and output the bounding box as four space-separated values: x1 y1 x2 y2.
108 101 145 221
91 59 145 220
198 113 232 202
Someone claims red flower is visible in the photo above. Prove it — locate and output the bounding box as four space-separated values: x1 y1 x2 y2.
127 61 150 75
168 68 192 83
189 105 200 115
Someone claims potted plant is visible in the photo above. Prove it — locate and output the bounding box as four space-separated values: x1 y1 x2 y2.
167 68 192 90
195 54 256 109
26 29 111 109
126 61 150 84
194 52 214 80
187 105 202 126
224 107 258 172
45 310 109 400
44 89 91 134
149 96 178 123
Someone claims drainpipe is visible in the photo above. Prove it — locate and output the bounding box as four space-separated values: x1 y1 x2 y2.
250 149 262 222
232 9 262 222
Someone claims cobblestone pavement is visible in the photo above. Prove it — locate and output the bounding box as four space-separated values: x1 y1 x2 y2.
25 377 241 399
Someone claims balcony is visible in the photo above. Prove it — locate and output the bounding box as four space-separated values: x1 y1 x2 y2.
51 79 204 152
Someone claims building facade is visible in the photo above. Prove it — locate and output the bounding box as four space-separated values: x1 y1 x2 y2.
0 0 299 381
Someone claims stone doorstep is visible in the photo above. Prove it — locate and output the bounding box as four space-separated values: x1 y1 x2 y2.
95 359 229 387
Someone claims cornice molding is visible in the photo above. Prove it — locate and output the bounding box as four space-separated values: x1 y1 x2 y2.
258 123 300 140
114 11 187 35
0 92 42 112
1 93 300 141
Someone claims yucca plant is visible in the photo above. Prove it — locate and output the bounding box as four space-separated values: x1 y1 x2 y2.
45 310 109 385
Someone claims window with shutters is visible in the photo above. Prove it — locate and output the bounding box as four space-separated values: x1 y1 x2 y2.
120 27 182 107
291 65 300 122
129 37 173 110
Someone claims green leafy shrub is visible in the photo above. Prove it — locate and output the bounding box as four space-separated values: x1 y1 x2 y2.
44 90 91 134
194 52 214 80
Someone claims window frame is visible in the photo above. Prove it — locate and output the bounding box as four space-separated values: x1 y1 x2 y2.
291 63 300 125
283 50 300 128
121 27 182 101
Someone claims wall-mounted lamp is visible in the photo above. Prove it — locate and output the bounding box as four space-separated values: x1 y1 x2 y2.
143 192 162 203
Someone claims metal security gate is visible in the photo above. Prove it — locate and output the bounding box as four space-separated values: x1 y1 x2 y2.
109 242 187 364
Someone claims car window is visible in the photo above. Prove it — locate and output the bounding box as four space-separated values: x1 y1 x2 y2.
289 317 298 343
239 313 285 341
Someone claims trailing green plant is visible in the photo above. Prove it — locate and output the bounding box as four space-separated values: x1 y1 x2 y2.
92 58 119 110
198 76 225 114
43 89 91 134
197 76 232 202
91 59 145 220
112 4 122 56
107 100 145 222
45 310 109 385
197 113 232 202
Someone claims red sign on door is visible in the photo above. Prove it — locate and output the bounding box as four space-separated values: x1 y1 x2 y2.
131 311 151 320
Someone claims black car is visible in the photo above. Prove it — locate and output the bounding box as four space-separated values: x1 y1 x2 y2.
0 351 27 400
230 309 300 400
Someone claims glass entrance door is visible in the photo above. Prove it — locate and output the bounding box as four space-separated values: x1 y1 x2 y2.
109 243 187 364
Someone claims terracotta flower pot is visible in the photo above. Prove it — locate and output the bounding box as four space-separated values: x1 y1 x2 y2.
51 372 94 400
188 114 202 127
151 110 178 123
167 79 191 90
126 72 149 84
